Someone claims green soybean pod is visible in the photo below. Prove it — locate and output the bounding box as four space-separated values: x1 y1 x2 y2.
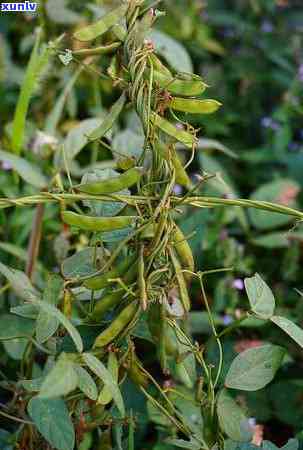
150 53 172 78
151 112 197 149
74 4 128 41
72 42 121 57
156 142 192 189
169 246 191 313
94 301 138 348
98 352 119 405
77 167 144 195
62 211 136 232
92 291 124 321
149 54 208 97
91 264 138 320
84 254 137 290
173 225 194 274
153 71 208 97
170 98 222 114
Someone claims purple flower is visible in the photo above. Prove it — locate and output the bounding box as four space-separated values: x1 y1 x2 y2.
173 184 183 195
288 142 300 152
222 315 233 326
261 21 274 33
2 161 12 171
232 278 244 291
261 117 280 131
298 64 303 82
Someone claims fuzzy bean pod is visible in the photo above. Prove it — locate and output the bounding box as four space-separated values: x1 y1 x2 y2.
94 301 138 348
62 211 136 232
84 254 137 290
77 167 144 195
73 4 128 41
169 247 191 312
98 352 119 405
170 97 222 114
173 225 194 275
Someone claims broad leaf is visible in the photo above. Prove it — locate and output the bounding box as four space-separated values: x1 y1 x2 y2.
225 344 285 391
28 397 75 450
0 150 47 188
62 247 105 279
74 365 98 401
83 353 125 417
150 30 193 72
39 353 78 398
36 274 62 342
0 314 34 359
0 429 14 450
244 273 275 319
59 118 104 164
249 180 300 230
165 438 201 449
45 0 80 24
0 314 34 340
36 311 59 344
271 316 303 349
0 262 40 301
217 389 252 442
33 299 83 353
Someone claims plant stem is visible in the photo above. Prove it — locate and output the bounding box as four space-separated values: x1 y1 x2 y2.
26 203 45 280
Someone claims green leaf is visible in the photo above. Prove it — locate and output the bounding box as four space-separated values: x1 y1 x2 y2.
262 441 298 450
217 389 252 442
28 397 75 450
0 429 14 450
43 274 63 306
249 180 300 230
0 314 34 340
36 274 63 343
60 118 104 164
39 353 78 398
74 365 98 401
0 262 40 301
11 304 39 319
88 93 126 141
271 316 303 349
188 138 237 158
45 67 82 134
0 150 47 188
83 353 125 417
244 273 275 319
36 311 59 344
165 438 201 449
33 299 83 353
225 344 285 391
62 247 105 279
251 232 290 249
45 0 81 25
150 30 193 72
74 4 128 41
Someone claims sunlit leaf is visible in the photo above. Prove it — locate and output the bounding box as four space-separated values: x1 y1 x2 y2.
225 344 285 391
28 397 75 450
244 273 275 319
